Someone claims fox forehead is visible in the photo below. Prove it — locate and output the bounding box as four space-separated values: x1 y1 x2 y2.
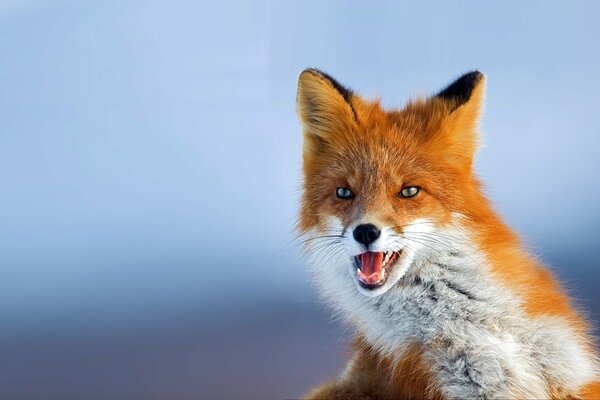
318 137 439 185
310 132 459 205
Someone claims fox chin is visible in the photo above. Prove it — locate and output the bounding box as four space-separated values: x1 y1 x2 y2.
296 69 600 399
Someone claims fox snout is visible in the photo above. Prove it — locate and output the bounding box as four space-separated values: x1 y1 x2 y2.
353 223 381 247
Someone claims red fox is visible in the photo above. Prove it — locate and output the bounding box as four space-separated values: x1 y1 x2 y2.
296 69 600 399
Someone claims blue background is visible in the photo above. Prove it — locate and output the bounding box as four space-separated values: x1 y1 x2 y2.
1 1 599 399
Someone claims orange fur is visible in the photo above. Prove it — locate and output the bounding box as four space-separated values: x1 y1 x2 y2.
306 339 444 400
578 381 600 399
297 69 599 399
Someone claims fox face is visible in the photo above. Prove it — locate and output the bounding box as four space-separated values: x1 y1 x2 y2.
297 69 486 297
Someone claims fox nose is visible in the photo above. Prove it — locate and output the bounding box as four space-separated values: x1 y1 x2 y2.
353 224 381 246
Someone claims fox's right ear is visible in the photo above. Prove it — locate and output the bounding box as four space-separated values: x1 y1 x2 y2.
296 69 358 145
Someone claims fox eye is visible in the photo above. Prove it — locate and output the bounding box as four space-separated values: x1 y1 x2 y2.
336 187 354 199
399 186 420 198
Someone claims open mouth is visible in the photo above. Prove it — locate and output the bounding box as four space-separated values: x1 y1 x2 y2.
354 251 401 289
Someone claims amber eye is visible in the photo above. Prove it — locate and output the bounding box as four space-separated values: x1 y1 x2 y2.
399 186 420 198
336 187 354 199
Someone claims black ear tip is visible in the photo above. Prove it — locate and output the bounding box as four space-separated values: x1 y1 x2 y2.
462 70 484 87
464 70 484 80
299 68 324 79
299 68 337 84
436 71 484 105
298 67 354 103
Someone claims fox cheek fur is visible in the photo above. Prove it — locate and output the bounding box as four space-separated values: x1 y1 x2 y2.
296 69 600 399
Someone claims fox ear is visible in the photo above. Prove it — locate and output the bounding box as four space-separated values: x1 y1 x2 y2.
435 71 485 111
432 71 485 169
296 69 358 144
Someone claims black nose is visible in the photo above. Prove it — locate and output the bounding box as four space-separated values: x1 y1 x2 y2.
353 224 381 246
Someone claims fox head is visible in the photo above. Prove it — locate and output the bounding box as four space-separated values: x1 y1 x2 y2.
296 69 488 297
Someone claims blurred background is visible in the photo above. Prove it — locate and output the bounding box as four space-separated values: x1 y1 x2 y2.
1 1 599 399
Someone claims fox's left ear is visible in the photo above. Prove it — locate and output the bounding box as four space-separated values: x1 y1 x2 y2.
296 69 358 148
433 71 485 169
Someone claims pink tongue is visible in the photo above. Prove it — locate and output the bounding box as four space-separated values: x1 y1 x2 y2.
357 252 384 285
